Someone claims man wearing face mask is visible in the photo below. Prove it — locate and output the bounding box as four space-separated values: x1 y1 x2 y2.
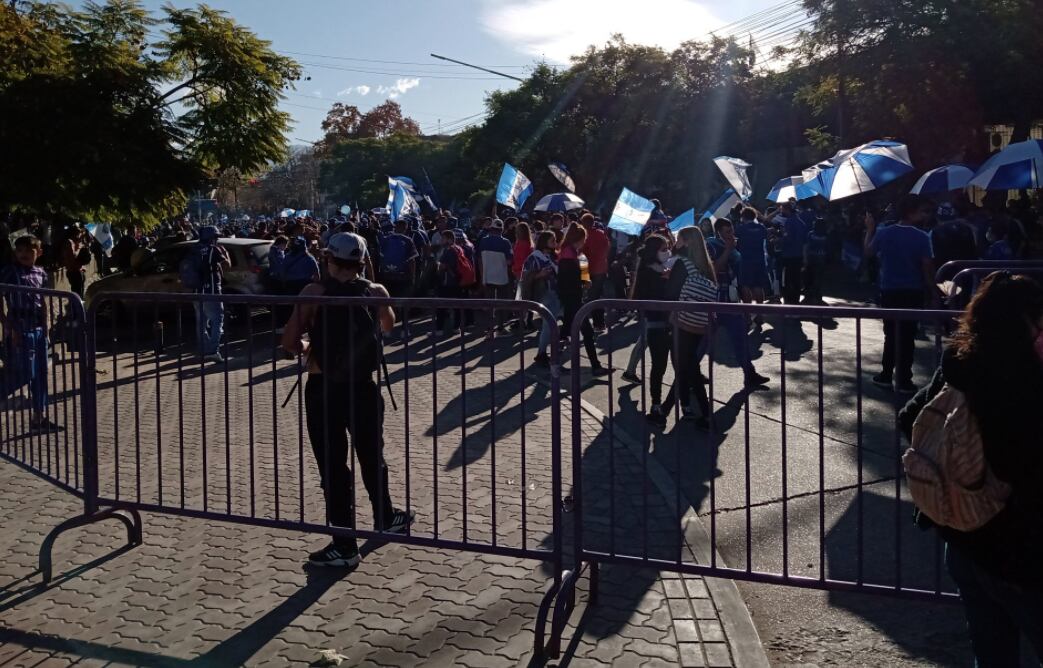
864 194 935 394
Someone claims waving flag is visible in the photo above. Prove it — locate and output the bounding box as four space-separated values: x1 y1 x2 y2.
713 156 754 201
495 163 534 210
548 162 577 192
85 223 114 253
668 208 697 233
390 181 420 222
607 188 656 236
702 189 741 223
385 176 417 214
421 168 440 208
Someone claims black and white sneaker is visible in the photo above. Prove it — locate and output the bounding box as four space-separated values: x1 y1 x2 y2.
380 508 416 535
308 542 361 568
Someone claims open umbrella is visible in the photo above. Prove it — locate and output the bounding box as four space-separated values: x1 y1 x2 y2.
534 192 585 212
804 140 914 201
910 164 976 195
968 140 1043 190
766 176 818 203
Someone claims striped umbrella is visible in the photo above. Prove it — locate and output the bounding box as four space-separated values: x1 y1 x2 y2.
534 192 585 212
968 140 1043 190
766 176 818 203
909 164 976 195
804 140 914 201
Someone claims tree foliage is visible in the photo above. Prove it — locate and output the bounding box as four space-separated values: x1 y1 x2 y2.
320 99 421 148
0 0 300 227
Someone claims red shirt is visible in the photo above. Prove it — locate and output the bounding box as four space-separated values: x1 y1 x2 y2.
511 240 532 278
582 227 610 275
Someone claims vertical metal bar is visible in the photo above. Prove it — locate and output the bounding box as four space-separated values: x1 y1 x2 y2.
155 305 163 506
780 310 789 579
269 308 280 520
200 299 209 512
547 304 562 587
247 309 255 517
223 313 231 515
296 318 304 525
744 356 752 571
856 317 864 585
490 308 497 547
817 323 825 581
403 305 411 535
45 298 56 477
177 307 185 508
708 312 716 569
609 309 618 559
349 301 360 534
519 305 528 551
112 302 120 499
431 313 439 539
323 304 331 528
81 297 99 515
132 306 141 503
894 312 903 592
461 307 468 542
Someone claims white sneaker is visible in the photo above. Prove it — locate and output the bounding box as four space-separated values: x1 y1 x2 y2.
204 353 226 364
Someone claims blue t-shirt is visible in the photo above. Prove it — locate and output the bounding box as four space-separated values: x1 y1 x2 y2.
280 250 320 282
706 237 741 302
777 215 808 259
735 221 768 269
868 224 933 291
378 233 418 274
476 234 513 261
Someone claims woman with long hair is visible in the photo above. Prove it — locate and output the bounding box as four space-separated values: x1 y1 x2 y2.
656 226 717 428
558 223 607 376
512 222 533 280
623 234 673 409
900 272 1043 665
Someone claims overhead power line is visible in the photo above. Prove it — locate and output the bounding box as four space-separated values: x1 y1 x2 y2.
280 50 528 69
298 61 505 81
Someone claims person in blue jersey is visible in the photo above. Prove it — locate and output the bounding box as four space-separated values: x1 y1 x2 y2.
188 226 232 363
735 207 771 329
864 194 935 394
768 201 808 305
704 219 770 387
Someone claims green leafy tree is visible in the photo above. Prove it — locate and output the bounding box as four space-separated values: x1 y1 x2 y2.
0 0 300 227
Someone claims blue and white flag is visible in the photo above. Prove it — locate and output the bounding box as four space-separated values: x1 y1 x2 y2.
495 163 533 210
668 208 697 233
390 180 420 222
607 188 656 236
385 176 417 214
548 162 577 192
85 223 113 254
702 189 741 223
713 156 754 201
279 208 296 218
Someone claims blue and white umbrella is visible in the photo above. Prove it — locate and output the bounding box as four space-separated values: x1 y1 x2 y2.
909 164 976 195
766 176 818 203
804 140 914 201
534 192 585 212
969 140 1043 190
702 188 741 223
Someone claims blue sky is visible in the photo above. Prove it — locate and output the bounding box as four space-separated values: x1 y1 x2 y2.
71 0 794 143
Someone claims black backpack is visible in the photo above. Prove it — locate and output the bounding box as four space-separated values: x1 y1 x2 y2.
309 278 380 383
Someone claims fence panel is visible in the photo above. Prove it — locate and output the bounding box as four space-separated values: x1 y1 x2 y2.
564 298 961 603
1 283 88 499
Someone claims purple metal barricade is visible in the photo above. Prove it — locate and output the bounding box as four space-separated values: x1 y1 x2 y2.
554 298 962 640
1 284 89 498
72 291 565 658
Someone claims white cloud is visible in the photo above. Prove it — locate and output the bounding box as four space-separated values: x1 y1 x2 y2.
312 89 323 97
336 85 372 97
378 77 421 99
481 0 724 63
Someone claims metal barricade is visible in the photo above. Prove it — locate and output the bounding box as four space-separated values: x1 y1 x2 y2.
934 259 1043 285
946 267 1043 310
555 298 960 639
0 284 89 498
72 291 565 657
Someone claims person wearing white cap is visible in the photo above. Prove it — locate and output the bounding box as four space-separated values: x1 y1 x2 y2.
281 232 414 567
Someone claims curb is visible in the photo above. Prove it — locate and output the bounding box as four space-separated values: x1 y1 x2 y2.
565 389 770 668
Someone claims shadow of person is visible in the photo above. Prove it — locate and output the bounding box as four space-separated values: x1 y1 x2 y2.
821 489 971 665
443 378 551 470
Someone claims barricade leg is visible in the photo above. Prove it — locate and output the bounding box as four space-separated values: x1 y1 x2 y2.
39 507 142 583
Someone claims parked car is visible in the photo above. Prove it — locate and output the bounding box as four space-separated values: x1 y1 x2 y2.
86 239 273 322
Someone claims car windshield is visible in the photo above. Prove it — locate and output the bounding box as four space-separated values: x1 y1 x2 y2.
248 243 270 266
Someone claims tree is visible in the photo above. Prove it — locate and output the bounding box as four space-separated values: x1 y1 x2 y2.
0 0 300 227
319 99 420 149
